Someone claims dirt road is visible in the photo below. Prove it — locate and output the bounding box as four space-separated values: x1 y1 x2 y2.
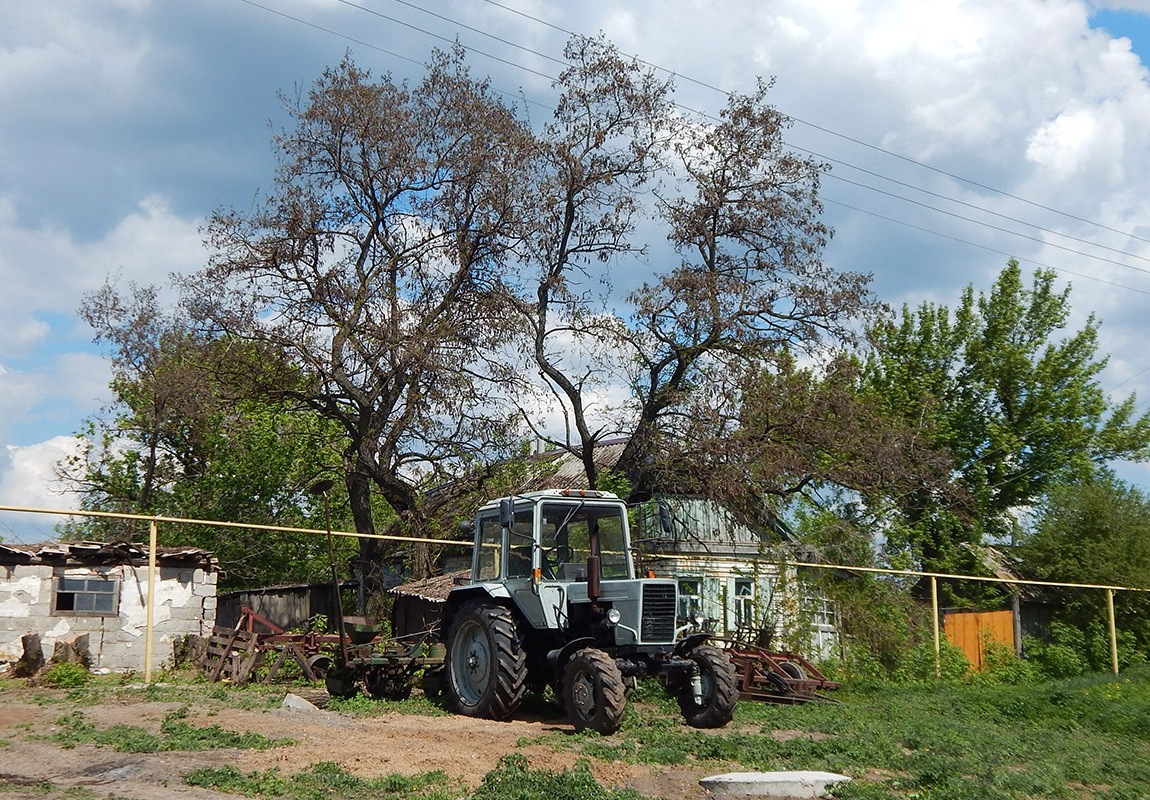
0 687 725 800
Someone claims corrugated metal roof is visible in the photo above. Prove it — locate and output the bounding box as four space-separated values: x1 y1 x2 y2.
523 438 627 491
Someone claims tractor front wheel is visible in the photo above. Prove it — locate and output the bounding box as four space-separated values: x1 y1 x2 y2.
562 648 627 735
676 645 738 729
444 602 527 720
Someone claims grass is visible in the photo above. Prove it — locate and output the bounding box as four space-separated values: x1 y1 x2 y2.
7 662 1150 798
536 666 1150 799
0 778 121 799
44 705 292 753
183 754 643 800
184 761 461 800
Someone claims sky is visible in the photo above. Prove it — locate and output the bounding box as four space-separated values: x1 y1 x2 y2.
2 0 1150 542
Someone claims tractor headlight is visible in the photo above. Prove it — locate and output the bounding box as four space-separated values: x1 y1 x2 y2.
606 608 622 627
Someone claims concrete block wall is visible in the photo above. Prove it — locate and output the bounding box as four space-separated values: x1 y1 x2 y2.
0 561 218 674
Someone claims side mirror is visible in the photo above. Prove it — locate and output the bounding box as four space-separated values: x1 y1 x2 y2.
658 502 673 534
499 498 514 529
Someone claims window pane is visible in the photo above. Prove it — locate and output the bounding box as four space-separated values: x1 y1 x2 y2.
55 577 117 616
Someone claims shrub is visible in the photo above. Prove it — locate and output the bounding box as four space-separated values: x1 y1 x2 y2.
41 662 92 689
1024 622 1088 679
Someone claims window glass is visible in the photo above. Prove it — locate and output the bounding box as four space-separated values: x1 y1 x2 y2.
678 578 702 621
475 514 502 580
734 579 754 629
54 576 119 617
506 506 535 578
540 501 631 581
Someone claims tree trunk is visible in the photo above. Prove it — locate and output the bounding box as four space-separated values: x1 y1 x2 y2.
11 633 45 677
50 634 91 668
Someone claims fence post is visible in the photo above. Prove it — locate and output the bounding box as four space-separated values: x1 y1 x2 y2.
931 576 940 677
144 519 158 683
1106 588 1119 675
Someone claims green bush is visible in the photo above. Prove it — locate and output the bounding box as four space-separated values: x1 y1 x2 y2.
1024 622 1088 679
41 662 92 689
890 638 970 684
973 638 1040 685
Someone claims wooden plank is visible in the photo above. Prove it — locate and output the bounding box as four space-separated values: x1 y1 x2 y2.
943 609 1015 670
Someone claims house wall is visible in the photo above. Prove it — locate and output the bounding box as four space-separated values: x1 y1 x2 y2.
0 561 217 673
648 556 840 658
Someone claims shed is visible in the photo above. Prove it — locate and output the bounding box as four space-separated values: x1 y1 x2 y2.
215 580 357 633
0 541 218 673
389 570 467 640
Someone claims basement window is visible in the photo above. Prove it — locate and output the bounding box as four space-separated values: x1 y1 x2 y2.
53 576 120 616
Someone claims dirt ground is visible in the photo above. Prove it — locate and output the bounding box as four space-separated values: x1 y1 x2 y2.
0 686 768 800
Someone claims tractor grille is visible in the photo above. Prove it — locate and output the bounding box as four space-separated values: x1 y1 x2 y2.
640 583 676 643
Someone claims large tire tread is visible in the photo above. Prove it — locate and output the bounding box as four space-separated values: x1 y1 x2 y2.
677 645 738 729
444 602 527 721
562 648 627 735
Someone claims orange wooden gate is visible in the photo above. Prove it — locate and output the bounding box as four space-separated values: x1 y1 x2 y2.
942 610 1015 669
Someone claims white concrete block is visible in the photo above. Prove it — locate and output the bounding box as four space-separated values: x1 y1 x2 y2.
699 771 851 798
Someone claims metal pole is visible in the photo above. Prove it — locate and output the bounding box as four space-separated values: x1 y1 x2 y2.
1106 588 1119 675
144 519 158 683
931 576 940 677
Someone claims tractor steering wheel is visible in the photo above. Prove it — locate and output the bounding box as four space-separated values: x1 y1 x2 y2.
542 544 575 578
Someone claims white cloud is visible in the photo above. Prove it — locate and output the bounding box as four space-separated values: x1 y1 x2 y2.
0 436 86 543
0 195 204 356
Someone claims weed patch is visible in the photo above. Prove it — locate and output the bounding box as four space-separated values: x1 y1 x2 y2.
46 706 291 753
184 761 458 800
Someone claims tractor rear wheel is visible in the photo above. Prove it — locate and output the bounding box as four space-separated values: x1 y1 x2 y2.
562 648 627 735
444 602 526 720
676 645 738 728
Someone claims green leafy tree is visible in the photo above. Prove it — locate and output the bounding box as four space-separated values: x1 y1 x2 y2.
1017 475 1150 667
866 260 1150 579
64 281 353 590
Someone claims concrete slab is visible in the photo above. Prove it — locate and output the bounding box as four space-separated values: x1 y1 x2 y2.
282 692 322 712
699 770 851 797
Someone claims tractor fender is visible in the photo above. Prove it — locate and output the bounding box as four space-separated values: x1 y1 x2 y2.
546 637 597 682
440 584 514 631
673 633 712 657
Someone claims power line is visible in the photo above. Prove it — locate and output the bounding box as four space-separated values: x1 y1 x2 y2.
822 196 1150 297
476 0 1150 248
813 151 1150 266
825 173 1150 276
236 0 424 68
235 0 1150 288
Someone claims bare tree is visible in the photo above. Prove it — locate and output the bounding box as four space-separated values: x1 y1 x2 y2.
181 50 533 585
505 51 880 494
505 36 674 489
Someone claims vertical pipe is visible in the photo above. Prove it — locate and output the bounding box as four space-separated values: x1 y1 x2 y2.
1106 588 1119 675
144 519 158 683
931 576 940 677
1011 592 1023 657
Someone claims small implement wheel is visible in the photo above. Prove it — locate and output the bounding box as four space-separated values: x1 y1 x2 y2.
306 654 332 681
676 645 738 729
562 648 627 735
324 664 359 699
779 660 808 681
364 666 413 701
444 602 526 720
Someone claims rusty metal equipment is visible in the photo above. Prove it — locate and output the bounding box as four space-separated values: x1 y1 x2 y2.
321 624 445 700
718 639 840 703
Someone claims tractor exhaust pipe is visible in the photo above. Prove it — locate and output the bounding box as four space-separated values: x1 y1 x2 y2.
587 522 601 603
